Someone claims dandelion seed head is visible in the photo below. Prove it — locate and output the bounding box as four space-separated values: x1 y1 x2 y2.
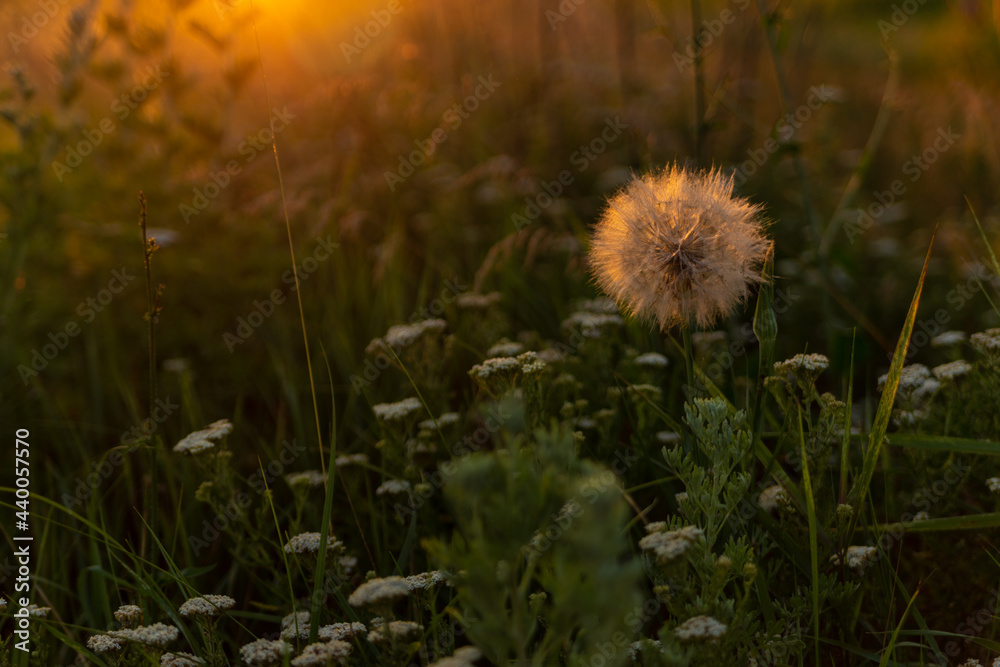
589 166 771 329
987 478 1000 493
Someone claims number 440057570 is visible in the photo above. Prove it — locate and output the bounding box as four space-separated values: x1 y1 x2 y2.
14 429 30 525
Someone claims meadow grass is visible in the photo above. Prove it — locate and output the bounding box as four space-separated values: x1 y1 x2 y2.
1 0 1000 665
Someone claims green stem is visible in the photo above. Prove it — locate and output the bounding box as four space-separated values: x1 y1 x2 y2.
138 191 159 554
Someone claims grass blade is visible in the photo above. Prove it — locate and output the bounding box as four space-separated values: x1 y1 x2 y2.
850 233 935 517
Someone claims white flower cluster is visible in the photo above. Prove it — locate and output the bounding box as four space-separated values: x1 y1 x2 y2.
286 470 326 489
161 652 205 666
109 622 179 648
367 319 447 354
674 615 727 641
635 352 669 368
405 570 449 591
419 412 461 431
240 639 293 667
376 480 412 497
114 604 142 628
561 311 625 338
971 329 1000 355
931 330 966 347
348 576 410 608
774 353 829 376
932 360 972 381
372 397 423 422
178 594 235 618
283 533 343 556
456 292 501 309
290 640 352 666
173 419 233 455
469 356 521 380
758 485 792 513
638 525 703 563
334 453 369 468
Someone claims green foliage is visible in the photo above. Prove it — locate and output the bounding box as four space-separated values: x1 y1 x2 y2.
426 414 643 666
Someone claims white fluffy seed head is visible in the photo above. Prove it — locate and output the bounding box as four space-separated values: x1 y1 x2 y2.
589 166 771 330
